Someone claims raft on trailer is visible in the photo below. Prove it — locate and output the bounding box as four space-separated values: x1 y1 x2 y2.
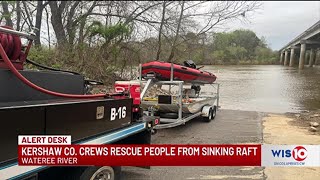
141 60 217 84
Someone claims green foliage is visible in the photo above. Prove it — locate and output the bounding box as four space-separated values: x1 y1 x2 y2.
5 1 16 6
27 42 140 85
212 50 225 60
88 21 132 44
213 32 232 51
232 30 261 58
137 29 277 65
28 47 55 65
226 46 247 61
0 13 12 19
255 47 278 64
210 29 277 64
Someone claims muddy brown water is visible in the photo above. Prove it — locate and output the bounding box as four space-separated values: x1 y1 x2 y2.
202 65 320 113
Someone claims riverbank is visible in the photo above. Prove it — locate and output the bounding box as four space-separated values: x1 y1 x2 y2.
263 112 320 180
287 110 320 135
201 61 279 65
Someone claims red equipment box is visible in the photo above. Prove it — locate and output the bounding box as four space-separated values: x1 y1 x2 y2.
114 81 141 106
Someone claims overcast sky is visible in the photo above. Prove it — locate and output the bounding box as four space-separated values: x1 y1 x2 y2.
222 1 320 50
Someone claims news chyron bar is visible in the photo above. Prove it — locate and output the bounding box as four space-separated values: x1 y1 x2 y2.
17 135 320 167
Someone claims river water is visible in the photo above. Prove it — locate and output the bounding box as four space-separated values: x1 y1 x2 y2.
202 65 320 113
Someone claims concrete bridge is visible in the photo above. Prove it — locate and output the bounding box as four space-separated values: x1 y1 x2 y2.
279 20 320 69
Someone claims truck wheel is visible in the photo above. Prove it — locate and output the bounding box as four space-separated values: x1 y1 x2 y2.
80 166 121 180
203 107 213 122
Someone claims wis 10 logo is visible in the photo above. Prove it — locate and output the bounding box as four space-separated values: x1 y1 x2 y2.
271 146 307 166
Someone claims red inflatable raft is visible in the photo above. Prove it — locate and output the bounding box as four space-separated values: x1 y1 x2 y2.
141 61 217 84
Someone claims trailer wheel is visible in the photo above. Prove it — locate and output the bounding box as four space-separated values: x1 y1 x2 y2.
203 107 213 122
160 112 178 119
151 129 157 135
80 166 121 180
211 106 217 120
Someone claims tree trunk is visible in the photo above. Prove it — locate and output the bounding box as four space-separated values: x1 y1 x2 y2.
45 7 51 49
78 19 86 44
49 1 67 46
35 1 44 46
78 2 97 45
156 1 166 60
16 1 21 31
66 2 80 45
1 1 13 27
167 1 184 62
202 36 205 63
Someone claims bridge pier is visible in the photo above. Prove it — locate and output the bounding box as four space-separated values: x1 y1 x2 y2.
298 43 306 69
279 52 284 65
289 48 295 67
305 51 309 64
316 49 320 65
309 49 315 67
284 50 289 66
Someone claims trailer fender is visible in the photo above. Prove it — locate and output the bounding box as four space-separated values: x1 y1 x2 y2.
201 105 212 117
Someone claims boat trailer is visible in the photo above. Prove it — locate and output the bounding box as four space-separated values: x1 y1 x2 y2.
139 64 220 129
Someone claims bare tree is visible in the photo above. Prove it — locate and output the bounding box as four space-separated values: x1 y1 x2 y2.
44 6 51 49
34 1 49 46
48 1 101 45
156 1 167 60
64 1 80 45
21 1 34 29
162 1 262 61
1 1 13 27
168 1 185 62
16 1 21 30
49 1 67 45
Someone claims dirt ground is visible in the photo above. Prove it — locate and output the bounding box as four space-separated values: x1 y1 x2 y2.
263 113 320 180
287 109 320 136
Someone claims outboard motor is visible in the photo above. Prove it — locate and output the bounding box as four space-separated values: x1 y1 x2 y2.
191 84 201 97
183 60 196 69
183 60 201 96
